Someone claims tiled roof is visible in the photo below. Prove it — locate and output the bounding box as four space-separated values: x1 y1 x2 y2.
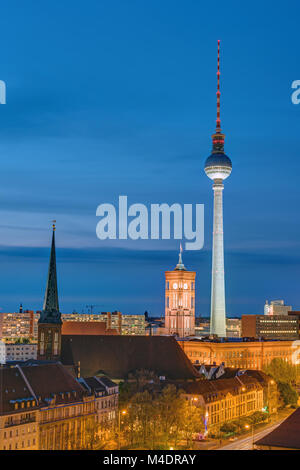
97 376 118 388
0 363 87 415
196 365 273 386
255 408 300 449
242 369 273 385
62 321 117 335
81 377 106 391
20 363 86 404
61 335 199 380
166 376 263 402
0 366 35 414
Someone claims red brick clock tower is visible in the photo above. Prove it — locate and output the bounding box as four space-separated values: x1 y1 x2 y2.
165 247 196 337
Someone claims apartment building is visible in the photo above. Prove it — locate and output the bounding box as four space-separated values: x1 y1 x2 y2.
121 314 146 335
62 311 146 336
0 363 118 450
0 311 39 341
78 376 118 424
0 341 37 364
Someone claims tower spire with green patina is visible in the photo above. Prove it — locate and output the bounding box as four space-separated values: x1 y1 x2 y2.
39 221 61 324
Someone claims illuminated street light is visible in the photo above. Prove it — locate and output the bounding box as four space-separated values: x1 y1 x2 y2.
245 424 254 450
118 409 127 450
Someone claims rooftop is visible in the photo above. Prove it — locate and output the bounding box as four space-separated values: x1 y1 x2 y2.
0 363 86 415
164 375 262 400
62 321 117 335
255 408 300 449
61 335 199 380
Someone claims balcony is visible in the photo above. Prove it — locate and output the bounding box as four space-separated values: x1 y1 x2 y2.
4 415 36 427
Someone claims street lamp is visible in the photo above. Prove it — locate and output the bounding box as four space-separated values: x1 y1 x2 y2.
245 424 254 450
204 411 209 436
238 387 246 421
118 410 127 450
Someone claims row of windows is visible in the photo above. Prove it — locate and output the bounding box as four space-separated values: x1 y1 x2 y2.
206 394 263 425
3 425 36 438
3 439 36 450
188 349 290 359
95 398 117 410
41 402 95 422
166 282 195 290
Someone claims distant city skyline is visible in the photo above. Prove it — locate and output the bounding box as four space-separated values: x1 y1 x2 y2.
0 1 299 316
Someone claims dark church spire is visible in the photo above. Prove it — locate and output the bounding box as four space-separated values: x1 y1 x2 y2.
39 222 61 324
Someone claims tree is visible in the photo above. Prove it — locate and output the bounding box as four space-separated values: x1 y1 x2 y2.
277 382 298 407
127 369 160 392
220 422 237 434
263 358 297 386
248 411 268 425
14 337 30 344
156 385 184 448
179 400 205 448
119 370 160 407
119 390 156 448
83 418 101 449
263 359 299 408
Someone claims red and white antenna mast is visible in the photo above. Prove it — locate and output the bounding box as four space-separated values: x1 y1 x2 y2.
216 39 221 131
212 40 225 152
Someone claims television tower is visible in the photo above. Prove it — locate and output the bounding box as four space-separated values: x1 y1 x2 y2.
204 41 232 337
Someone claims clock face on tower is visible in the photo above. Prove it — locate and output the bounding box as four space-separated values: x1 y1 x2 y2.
183 283 188 290
173 283 178 289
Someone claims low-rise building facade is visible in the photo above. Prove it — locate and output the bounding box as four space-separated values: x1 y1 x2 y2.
178 339 300 369
173 376 264 433
196 364 278 415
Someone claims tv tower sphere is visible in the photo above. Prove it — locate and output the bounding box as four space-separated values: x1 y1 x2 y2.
204 151 232 181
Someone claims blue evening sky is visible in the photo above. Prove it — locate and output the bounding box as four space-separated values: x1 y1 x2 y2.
0 0 299 317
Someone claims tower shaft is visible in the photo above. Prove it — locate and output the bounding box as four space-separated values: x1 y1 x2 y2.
204 41 231 338
210 181 226 336
38 223 62 361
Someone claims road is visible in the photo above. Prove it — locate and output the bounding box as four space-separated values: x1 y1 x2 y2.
219 418 287 450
